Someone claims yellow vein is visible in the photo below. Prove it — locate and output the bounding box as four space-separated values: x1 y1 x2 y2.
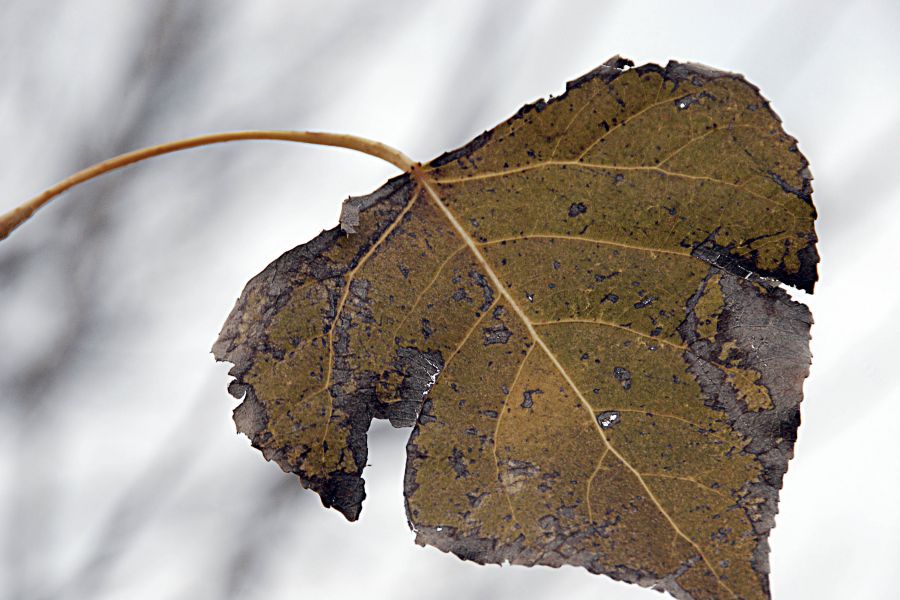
432 160 794 217
316 185 422 463
479 233 691 259
606 409 735 445
611 408 722 433
667 530 682 560
549 85 605 159
532 318 686 350
585 447 610 524
415 168 737 599
641 473 735 504
388 244 468 343
437 297 499 377
656 127 720 166
492 343 535 531
574 81 672 161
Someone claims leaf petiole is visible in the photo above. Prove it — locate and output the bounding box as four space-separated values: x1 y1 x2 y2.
0 130 417 241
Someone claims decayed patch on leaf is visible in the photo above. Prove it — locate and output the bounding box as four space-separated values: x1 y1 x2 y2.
214 56 816 599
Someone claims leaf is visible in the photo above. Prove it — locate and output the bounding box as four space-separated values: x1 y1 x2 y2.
213 57 816 600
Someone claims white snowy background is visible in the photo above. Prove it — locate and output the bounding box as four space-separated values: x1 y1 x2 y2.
1 1 899 599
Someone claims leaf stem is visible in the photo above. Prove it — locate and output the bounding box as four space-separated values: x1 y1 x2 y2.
0 130 417 241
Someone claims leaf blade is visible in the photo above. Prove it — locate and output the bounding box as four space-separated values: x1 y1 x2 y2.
215 57 816 599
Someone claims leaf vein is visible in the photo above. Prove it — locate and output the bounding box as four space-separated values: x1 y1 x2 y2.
574 84 677 161
432 160 797 216
317 184 422 462
492 343 535 532
416 169 738 599
641 472 735 503
533 318 686 350
479 233 691 258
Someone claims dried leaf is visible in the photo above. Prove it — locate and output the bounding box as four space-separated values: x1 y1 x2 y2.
213 57 816 599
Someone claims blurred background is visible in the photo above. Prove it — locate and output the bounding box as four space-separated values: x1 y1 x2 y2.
1 1 899 598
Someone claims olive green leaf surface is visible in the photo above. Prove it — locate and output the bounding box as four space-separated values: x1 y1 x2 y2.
213 57 816 600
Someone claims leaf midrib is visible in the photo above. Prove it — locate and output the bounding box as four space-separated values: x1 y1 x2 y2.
413 167 739 599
